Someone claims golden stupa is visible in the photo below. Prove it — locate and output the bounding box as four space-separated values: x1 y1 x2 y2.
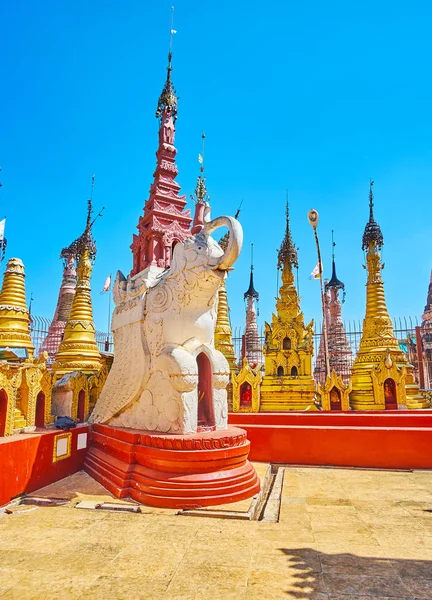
0 257 53 435
0 257 34 360
260 202 316 410
52 200 103 376
350 182 429 410
215 232 239 410
215 279 238 372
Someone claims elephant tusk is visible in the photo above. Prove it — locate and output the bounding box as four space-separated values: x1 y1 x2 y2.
204 216 243 271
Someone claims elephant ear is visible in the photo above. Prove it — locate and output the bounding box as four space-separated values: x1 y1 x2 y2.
113 270 127 305
164 241 187 280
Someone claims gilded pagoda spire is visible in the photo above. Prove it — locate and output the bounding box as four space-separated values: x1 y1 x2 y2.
276 198 300 319
260 199 316 411
350 182 428 409
277 198 299 271
155 52 178 122
214 184 238 379
0 257 34 359
53 186 103 375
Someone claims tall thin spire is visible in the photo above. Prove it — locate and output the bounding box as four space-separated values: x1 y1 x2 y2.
362 179 383 250
53 187 103 374
156 7 178 121
424 268 432 314
326 230 345 293
195 132 207 203
244 243 259 300
277 192 298 270
131 25 191 276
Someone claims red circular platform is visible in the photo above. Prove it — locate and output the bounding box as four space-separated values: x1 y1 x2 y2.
85 424 260 509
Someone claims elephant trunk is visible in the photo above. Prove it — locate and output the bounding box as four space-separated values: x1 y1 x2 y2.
204 216 243 271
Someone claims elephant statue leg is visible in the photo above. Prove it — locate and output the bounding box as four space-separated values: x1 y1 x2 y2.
150 346 199 434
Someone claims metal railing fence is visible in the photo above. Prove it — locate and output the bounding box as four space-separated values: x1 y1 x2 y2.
30 315 113 364
232 316 432 390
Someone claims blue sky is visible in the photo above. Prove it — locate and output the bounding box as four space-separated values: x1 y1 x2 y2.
2 0 431 335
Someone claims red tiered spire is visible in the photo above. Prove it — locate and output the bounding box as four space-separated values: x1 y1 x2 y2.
130 48 191 276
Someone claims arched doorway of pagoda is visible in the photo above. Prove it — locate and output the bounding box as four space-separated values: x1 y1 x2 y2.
135 248 141 273
240 382 252 408
35 391 46 428
329 386 342 410
290 366 298 376
197 352 215 431
77 389 86 423
384 378 397 410
171 240 178 261
154 239 164 265
277 366 284 376
0 390 8 436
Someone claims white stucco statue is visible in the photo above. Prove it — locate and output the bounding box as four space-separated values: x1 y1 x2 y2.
90 207 243 434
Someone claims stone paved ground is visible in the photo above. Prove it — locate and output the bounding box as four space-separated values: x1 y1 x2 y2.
2 467 432 599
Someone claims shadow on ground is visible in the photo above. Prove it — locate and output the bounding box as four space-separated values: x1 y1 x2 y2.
280 547 432 599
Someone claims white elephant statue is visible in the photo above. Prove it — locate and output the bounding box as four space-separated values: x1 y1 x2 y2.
90 209 243 434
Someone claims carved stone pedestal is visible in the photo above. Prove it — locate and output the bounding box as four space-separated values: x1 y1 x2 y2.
85 424 260 509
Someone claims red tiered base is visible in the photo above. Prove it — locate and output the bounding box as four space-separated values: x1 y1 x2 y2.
85 424 260 509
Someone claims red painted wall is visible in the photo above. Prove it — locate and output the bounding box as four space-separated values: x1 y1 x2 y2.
229 411 432 469
0 426 90 507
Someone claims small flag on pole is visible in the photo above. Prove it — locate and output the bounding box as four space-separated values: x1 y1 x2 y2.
171 28 177 34
101 275 111 294
0 219 5 240
309 262 322 280
198 154 203 164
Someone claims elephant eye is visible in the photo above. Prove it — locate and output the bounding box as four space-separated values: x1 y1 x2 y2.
198 246 202 250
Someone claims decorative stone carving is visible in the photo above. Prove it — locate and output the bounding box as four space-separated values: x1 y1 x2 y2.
90 207 243 434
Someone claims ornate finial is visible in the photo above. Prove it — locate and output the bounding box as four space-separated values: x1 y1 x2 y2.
234 199 244 220
244 243 259 300
65 176 104 263
424 268 432 313
277 191 298 270
0 168 7 264
362 179 384 251
194 133 208 203
325 230 345 294
219 199 242 251
156 7 178 121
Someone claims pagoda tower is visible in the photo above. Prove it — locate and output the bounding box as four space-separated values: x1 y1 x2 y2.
130 49 191 277
324 242 352 383
0 257 34 360
313 285 330 385
260 201 316 411
39 248 77 358
243 245 263 368
421 270 432 389
350 182 428 409
52 200 103 376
